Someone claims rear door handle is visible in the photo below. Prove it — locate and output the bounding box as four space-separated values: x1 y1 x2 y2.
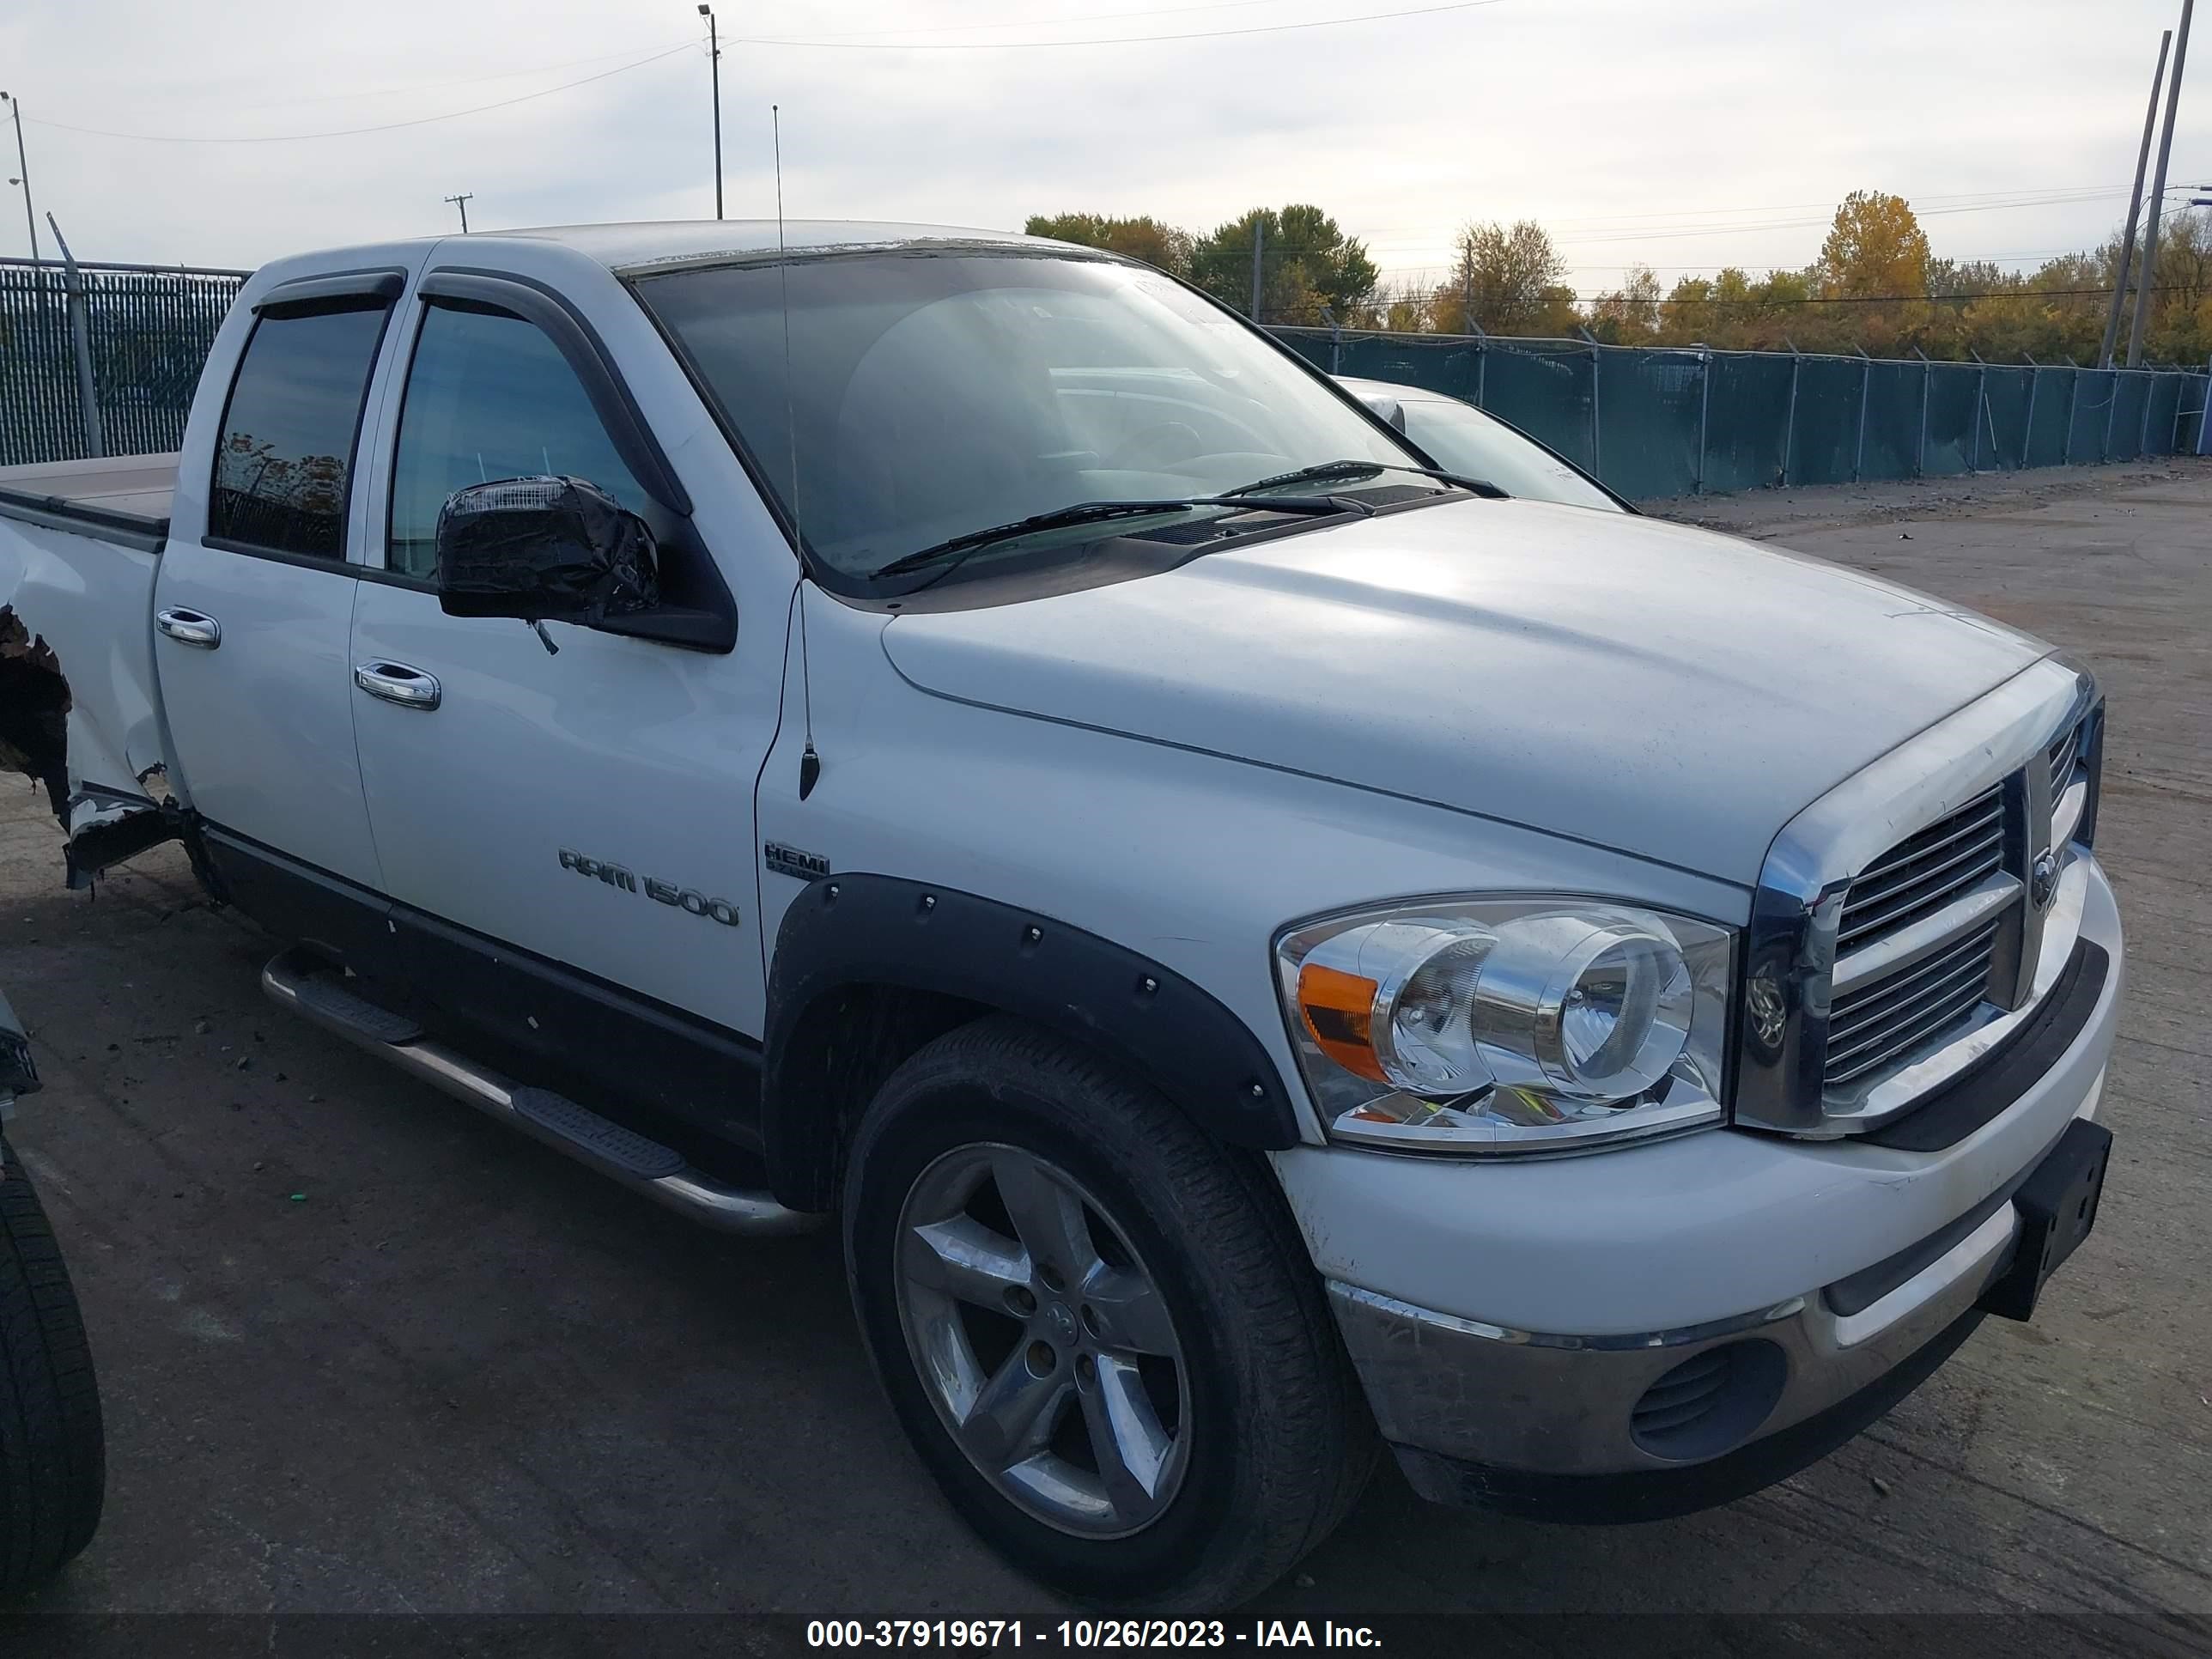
155 607 222 649
353 660 441 711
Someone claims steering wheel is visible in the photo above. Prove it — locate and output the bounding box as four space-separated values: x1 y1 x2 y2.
1105 421 1206 471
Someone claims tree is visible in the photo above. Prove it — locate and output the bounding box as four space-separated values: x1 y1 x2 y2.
1649 266 1821 351
1024 213 1194 278
1818 191 1930 301
1188 204 1378 325
1431 220 1567 335
2142 208 2212 360
1353 277 1435 333
1587 264 1662 343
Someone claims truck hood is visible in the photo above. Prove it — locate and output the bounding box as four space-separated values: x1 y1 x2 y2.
879 498 2048 884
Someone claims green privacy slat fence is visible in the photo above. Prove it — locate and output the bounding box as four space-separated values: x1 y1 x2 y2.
1 258 248 469
1274 327 2212 499
4 264 2206 489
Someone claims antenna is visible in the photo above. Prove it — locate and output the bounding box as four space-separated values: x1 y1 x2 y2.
775 104 821 801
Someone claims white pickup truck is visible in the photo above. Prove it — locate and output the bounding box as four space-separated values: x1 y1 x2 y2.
0 222 2124 1610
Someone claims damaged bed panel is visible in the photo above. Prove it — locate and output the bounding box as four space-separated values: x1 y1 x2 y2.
1 466 180 881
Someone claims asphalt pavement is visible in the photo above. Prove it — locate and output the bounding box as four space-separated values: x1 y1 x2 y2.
0 461 2207 1650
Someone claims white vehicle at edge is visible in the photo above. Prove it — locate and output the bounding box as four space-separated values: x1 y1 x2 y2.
1334 374 1628 512
0 222 2124 1610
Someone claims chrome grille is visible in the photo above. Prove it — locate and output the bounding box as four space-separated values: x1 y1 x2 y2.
1826 920 2000 1085
2048 720 2082 796
1833 786 2005 956
1737 659 2096 1136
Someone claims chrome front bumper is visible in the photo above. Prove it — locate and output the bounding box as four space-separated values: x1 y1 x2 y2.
1330 1064 2104 1491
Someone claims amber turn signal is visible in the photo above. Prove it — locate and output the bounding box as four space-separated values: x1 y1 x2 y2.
1296 961 1386 1082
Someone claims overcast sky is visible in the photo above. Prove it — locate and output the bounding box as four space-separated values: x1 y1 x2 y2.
2 0 2203 296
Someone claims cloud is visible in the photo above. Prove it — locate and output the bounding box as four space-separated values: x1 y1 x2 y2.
1 0 2197 292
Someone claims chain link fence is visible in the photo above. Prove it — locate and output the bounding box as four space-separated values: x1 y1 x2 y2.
3 259 2208 497
1 258 248 469
1273 327 2212 499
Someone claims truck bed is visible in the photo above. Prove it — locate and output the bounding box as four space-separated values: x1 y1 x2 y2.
0 453 178 550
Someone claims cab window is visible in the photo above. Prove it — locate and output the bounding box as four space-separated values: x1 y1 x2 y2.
387 303 651 580
209 299 392 558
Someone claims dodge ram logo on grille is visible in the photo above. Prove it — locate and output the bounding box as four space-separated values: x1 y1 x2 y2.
2031 847 2059 908
1745 963 1788 1053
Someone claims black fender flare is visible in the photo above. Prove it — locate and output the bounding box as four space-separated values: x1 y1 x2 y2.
762 875 1302 1209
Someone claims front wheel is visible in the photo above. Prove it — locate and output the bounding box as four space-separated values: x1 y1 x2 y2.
842 1018 1373 1611
0 1135 105 1597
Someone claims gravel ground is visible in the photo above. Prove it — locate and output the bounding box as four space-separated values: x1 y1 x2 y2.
0 459 2208 1650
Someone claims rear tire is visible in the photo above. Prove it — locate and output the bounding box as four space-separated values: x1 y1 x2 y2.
842 1017 1374 1612
0 1135 104 1597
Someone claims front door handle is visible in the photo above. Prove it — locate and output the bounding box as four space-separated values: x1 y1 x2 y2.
155 607 222 649
353 660 441 711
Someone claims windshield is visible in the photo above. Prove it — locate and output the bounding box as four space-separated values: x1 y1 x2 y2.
635 249 1428 583
1393 398 1620 513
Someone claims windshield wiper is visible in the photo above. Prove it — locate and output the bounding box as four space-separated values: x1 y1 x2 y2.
1226 459 1509 500
870 495 1356 584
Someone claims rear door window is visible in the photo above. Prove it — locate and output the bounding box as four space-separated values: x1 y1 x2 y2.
208 299 392 558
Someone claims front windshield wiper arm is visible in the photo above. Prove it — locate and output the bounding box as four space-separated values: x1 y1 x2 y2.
1225 459 1510 500
869 495 1359 584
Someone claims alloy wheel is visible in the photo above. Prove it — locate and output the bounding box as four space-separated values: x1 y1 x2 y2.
893 1142 1192 1539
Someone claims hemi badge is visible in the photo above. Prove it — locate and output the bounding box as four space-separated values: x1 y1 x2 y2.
764 842 830 881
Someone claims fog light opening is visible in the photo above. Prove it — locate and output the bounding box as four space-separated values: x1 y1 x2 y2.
1629 1339 1788 1462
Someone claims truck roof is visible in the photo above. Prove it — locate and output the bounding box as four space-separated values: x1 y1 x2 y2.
422 220 1050 278
0 223 1074 543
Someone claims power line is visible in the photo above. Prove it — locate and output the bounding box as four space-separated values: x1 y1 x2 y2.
77 3 1322 118
225 39 695 109
723 0 1508 50
1343 185 2135 239
1543 185 2125 231
1553 191 2136 247
1448 282 2197 307
787 0 1313 39
1324 183 2204 253
26 1 1504 146
26 42 693 143
1643 283 2198 307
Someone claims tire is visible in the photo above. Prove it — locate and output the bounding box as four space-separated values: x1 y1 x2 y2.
842 1017 1375 1612
0 1134 104 1597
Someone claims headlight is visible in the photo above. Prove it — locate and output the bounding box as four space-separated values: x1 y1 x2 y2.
1274 897 1734 1155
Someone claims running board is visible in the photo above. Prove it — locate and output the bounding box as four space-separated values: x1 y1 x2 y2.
259 947 821 1237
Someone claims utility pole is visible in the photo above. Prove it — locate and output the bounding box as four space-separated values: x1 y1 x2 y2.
2130 0 2195 368
0 92 39 264
46 213 104 459
699 4 723 219
1249 217 1264 322
443 192 473 234
2102 30 2172 367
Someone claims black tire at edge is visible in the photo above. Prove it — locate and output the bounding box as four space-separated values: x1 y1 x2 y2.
842 1016 1376 1613
0 1133 105 1598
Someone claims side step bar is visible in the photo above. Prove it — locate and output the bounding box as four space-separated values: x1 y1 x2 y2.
260 947 822 1237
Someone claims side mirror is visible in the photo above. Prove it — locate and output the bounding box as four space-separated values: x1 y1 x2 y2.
435 476 659 623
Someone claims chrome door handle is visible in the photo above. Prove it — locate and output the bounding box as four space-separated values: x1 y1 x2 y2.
155 607 222 649
353 660 441 711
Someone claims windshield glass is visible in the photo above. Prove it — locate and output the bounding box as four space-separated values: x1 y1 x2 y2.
1395 398 1620 513
635 249 1425 581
